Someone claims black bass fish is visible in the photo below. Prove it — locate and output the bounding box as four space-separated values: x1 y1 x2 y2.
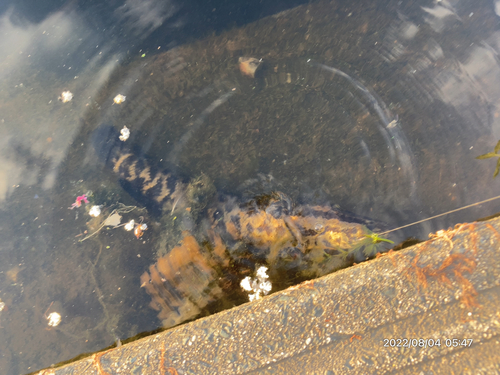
91 124 382 328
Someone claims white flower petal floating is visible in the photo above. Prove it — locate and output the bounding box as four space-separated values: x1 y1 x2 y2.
59 91 73 103
89 205 101 217
119 125 130 141
47 312 62 327
124 220 135 231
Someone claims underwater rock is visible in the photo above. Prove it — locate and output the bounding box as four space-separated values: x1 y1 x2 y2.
238 57 262 78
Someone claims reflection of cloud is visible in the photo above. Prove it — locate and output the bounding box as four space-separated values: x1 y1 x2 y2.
380 17 419 62
421 4 461 33
0 9 91 80
115 0 178 36
418 33 500 134
382 6 500 135
0 137 38 202
0 8 120 203
376 4 500 224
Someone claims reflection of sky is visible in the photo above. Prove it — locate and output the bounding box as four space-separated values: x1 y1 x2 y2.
372 0 500 236
420 1 500 124
0 9 116 201
417 4 500 134
382 2 500 158
0 0 182 203
115 0 179 35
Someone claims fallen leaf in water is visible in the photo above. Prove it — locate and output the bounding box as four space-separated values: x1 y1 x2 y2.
6 265 24 283
104 213 122 227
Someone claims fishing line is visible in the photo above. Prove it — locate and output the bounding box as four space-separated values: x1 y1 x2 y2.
378 194 500 236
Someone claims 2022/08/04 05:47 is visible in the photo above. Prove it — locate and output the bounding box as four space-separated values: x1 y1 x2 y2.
383 338 473 348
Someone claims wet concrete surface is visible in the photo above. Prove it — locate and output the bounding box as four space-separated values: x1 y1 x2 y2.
37 216 500 374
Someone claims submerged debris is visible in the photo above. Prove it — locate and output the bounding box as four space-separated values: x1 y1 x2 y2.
89 205 102 217
387 114 399 128
476 139 500 178
134 223 148 239
78 205 144 242
119 126 130 141
59 91 73 103
44 301 62 327
69 194 89 209
240 266 272 301
124 220 135 231
47 312 62 327
238 57 262 78
113 94 126 104
103 212 122 227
